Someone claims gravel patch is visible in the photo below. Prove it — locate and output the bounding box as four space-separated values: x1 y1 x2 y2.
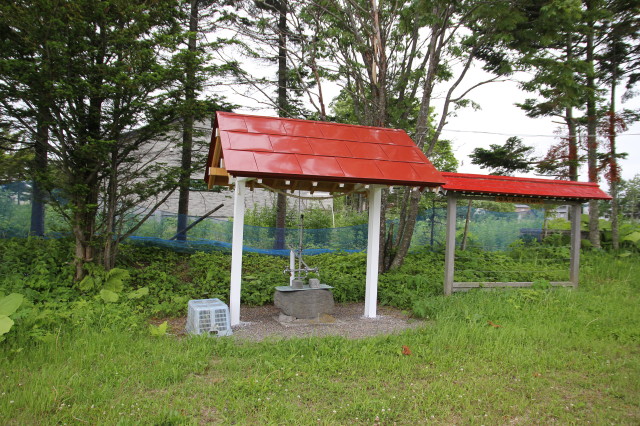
160 303 424 342
232 303 423 342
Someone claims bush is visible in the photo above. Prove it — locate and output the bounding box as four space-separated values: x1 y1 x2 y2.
4 235 630 346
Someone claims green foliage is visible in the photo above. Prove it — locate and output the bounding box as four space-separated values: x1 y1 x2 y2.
0 231 635 347
0 239 149 345
1 250 639 424
0 293 23 340
149 321 168 337
470 136 536 175
0 293 23 316
0 130 32 184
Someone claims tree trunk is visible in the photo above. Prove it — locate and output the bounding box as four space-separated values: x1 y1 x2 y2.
565 34 579 182
275 192 287 249
565 107 578 182
102 148 119 270
460 200 472 250
585 2 600 248
72 184 99 281
383 12 450 271
429 198 436 247
609 69 619 250
30 109 48 236
388 188 420 270
274 0 288 250
176 0 199 241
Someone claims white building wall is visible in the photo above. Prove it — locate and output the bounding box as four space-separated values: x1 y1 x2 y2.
141 119 333 220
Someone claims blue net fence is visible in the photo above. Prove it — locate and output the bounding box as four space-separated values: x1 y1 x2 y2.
0 183 546 255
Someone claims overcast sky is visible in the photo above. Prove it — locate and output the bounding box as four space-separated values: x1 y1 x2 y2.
437 69 640 186
229 65 639 190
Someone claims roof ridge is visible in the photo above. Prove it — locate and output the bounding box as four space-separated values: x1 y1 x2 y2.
218 111 404 132
441 172 600 187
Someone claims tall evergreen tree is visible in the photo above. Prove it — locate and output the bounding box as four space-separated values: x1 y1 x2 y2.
0 0 186 278
596 0 640 249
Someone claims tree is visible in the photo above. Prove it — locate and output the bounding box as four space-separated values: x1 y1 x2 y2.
494 0 637 248
175 0 203 242
470 137 536 176
174 0 234 241
595 0 640 249
465 136 535 250
0 2 54 236
224 0 316 249
0 128 31 184
307 0 521 271
618 175 640 220
515 5 587 182
0 0 185 278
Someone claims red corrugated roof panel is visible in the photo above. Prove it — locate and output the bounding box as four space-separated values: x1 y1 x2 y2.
376 160 421 182
296 155 345 177
227 132 272 152
307 138 352 158
381 145 426 163
206 111 445 188
269 135 314 155
281 120 325 138
383 130 416 146
218 115 247 132
345 141 388 160
441 172 611 201
253 152 303 175
336 157 382 180
223 150 258 173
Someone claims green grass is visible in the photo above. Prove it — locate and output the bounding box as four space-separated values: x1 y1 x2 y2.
1 252 639 424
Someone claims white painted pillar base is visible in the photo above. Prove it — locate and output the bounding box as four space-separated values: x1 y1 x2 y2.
229 178 247 326
569 203 582 287
444 194 457 295
364 186 383 318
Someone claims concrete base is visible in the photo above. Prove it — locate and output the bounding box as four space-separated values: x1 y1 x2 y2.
276 313 337 327
274 288 335 319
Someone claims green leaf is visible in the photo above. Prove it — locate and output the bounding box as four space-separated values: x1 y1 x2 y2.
78 276 95 292
107 268 130 283
0 315 15 336
104 268 129 293
100 289 119 303
149 321 168 336
621 231 640 243
0 293 23 316
128 287 149 299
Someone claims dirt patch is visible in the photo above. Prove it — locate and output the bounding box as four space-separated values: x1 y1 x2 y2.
153 303 424 342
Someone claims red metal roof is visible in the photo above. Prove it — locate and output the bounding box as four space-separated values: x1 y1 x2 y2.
205 112 445 188
441 172 612 201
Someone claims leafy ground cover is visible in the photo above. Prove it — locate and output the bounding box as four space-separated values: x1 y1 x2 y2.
0 240 639 424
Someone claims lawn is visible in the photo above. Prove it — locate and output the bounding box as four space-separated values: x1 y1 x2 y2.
1 252 639 424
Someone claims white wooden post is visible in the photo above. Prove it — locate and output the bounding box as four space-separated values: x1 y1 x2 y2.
569 203 582 287
364 186 382 318
289 250 295 285
444 194 457 295
230 178 248 326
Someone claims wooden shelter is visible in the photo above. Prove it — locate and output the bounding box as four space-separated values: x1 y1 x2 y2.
440 172 612 294
204 112 445 325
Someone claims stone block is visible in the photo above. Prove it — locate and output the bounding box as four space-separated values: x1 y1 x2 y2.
274 289 335 319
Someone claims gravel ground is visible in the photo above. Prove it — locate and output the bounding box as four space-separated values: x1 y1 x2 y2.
162 303 424 342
